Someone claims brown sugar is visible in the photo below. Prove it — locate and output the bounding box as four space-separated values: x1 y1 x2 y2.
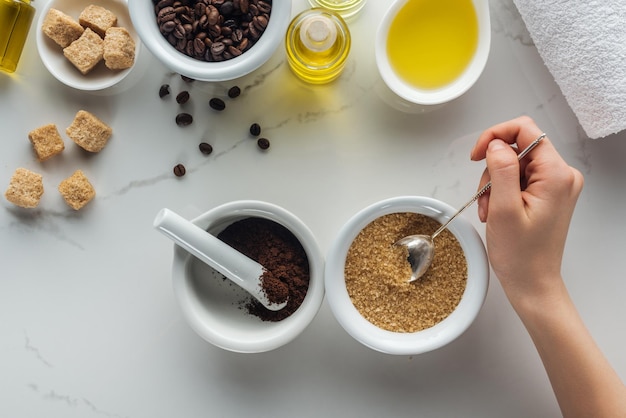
58 170 95 210
41 8 85 48
78 5 118 38
66 110 112 152
103 27 135 70
344 212 467 333
63 28 104 75
4 168 44 208
28 124 65 162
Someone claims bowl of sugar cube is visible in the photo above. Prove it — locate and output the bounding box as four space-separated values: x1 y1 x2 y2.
36 0 141 91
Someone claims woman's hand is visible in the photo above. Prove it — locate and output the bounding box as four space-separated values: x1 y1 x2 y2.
470 116 584 306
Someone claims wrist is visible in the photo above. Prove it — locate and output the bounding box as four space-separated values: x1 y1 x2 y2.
504 275 572 325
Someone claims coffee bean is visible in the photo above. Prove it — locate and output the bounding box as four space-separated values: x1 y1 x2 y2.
228 85 241 98
257 137 270 150
175 112 193 126
238 37 249 52
199 142 213 155
194 2 206 17
220 1 234 16
193 37 206 56
252 15 268 31
173 23 186 39
209 97 226 111
227 45 242 57
156 0 174 10
159 84 170 98
176 91 190 104
210 41 225 56
206 5 219 25
240 0 249 14
181 75 195 82
257 1 271 14
249 123 261 136
157 6 176 22
173 163 186 177
160 20 176 33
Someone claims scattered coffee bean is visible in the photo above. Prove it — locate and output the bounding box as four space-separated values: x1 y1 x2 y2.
209 98 226 111
159 84 170 98
173 163 186 177
228 86 241 98
249 123 261 136
175 112 193 126
257 137 270 150
181 75 195 82
154 0 272 63
199 142 213 155
176 91 190 104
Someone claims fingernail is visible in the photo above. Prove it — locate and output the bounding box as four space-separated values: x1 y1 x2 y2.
488 139 507 152
477 197 487 222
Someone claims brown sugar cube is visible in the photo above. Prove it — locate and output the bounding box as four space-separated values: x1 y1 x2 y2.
41 8 84 48
58 170 95 210
63 28 104 75
103 27 135 70
79 5 117 38
28 124 65 162
4 168 44 208
66 110 112 152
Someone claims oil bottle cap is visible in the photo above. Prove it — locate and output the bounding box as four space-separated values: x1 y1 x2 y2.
299 15 337 52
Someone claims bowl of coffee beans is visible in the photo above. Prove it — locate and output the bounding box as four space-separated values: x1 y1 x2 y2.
170 200 325 353
325 196 489 355
129 0 290 81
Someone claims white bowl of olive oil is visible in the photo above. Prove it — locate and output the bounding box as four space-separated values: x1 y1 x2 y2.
376 0 491 107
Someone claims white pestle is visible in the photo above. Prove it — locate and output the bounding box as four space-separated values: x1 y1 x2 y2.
153 208 288 311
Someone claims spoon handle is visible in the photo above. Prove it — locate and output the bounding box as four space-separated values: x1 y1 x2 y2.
431 133 546 239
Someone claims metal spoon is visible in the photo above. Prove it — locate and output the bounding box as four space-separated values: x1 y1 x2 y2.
153 208 288 311
395 133 546 282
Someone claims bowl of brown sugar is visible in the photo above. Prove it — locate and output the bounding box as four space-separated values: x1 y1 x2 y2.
325 196 489 355
170 200 325 353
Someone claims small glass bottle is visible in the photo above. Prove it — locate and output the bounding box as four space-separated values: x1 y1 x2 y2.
285 8 351 84
307 0 366 20
0 0 35 73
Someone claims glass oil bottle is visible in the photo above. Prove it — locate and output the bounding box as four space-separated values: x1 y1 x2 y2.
285 8 351 84
0 0 35 73
307 0 366 20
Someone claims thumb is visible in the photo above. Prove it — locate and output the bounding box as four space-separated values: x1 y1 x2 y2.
485 139 523 216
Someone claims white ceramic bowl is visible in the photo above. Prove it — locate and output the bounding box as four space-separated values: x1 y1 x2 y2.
375 0 491 106
325 196 489 355
128 0 291 81
36 0 141 91
171 200 325 353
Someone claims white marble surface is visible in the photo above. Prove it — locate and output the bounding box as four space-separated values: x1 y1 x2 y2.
2 0 626 416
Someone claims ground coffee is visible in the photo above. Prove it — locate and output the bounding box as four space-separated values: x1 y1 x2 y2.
217 217 310 321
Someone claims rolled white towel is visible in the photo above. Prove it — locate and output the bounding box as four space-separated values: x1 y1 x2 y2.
513 0 626 139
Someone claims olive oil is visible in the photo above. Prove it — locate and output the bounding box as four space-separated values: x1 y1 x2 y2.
285 9 351 84
387 0 478 89
0 0 35 73
307 0 367 19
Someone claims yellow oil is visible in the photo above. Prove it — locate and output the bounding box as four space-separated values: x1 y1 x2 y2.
387 0 478 89
0 0 34 73
307 0 367 19
285 9 351 84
